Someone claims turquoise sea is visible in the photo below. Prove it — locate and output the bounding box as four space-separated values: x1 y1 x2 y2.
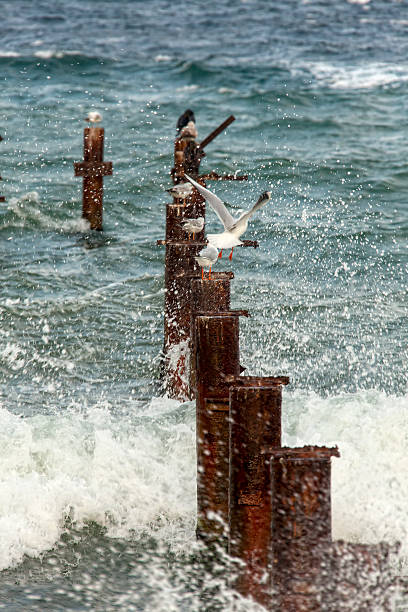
0 0 407 609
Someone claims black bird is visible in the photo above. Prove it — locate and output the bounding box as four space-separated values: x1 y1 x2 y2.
176 109 195 134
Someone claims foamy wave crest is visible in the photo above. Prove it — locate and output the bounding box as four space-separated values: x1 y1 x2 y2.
0 399 196 570
4 192 90 233
154 54 172 63
0 51 20 58
1 388 406 572
34 49 81 59
306 61 408 90
285 389 408 557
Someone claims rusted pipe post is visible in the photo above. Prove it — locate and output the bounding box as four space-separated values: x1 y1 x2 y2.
163 242 201 399
165 194 205 242
189 272 234 396
0 135 4 202
199 115 235 150
195 313 242 542
269 446 340 612
228 376 289 608
74 127 113 230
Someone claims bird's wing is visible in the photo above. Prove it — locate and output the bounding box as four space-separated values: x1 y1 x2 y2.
184 174 236 230
230 191 271 232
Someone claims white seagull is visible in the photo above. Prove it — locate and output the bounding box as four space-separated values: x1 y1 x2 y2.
166 182 194 200
181 216 204 240
85 111 102 125
195 244 219 280
185 174 271 260
179 120 198 142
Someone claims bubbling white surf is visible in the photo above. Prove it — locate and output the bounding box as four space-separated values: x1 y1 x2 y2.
0 389 406 573
0 398 196 571
284 389 408 557
3 192 91 233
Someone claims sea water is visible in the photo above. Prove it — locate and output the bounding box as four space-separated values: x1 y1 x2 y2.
0 0 407 609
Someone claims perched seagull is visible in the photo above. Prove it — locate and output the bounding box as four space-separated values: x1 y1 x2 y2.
166 182 193 200
185 174 271 260
85 111 102 125
181 216 204 240
179 120 198 142
195 243 219 280
176 109 195 134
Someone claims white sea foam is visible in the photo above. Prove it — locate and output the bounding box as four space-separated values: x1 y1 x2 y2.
303 61 408 90
176 85 199 92
0 399 196 570
4 192 90 233
0 389 406 573
0 51 20 58
34 49 80 59
284 389 408 556
154 55 172 63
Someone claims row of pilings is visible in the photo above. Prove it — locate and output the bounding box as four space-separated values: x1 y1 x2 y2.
158 113 400 610
1 116 400 609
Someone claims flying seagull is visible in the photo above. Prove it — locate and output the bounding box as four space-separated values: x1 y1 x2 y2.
195 243 219 280
185 174 271 260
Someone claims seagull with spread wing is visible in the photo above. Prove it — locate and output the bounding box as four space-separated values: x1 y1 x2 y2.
184 174 271 260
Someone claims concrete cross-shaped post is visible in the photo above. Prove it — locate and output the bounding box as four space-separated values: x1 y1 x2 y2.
74 127 112 231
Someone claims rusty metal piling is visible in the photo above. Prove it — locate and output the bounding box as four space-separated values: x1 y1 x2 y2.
74 127 112 230
269 446 340 612
163 242 202 399
189 272 234 395
195 313 243 542
228 376 289 608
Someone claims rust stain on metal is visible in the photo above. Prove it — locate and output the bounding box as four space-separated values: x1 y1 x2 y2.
229 380 285 608
189 275 232 398
162 115 207 400
195 314 241 542
163 242 201 400
74 127 112 231
205 398 229 412
199 115 235 150
238 492 262 506
269 446 340 611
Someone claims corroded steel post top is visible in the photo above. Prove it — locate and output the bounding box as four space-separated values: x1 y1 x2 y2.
196 310 249 318
231 375 290 388
266 445 340 460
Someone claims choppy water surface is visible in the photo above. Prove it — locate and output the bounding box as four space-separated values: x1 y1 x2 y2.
1 0 407 609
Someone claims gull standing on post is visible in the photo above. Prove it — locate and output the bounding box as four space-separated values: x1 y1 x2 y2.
85 111 102 125
166 182 193 200
176 109 196 134
184 174 271 260
195 244 219 280
181 216 204 240
179 120 198 142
